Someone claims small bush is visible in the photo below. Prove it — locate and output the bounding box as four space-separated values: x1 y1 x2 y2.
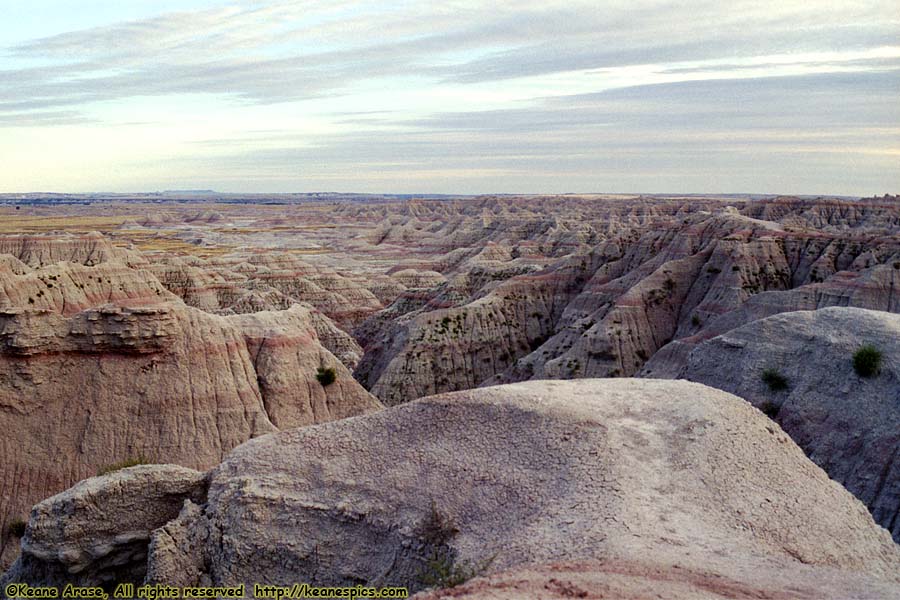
691 314 701 327
853 345 883 378
6 518 26 538
761 368 789 392
97 457 148 476
415 502 497 589
418 502 458 546
316 366 337 386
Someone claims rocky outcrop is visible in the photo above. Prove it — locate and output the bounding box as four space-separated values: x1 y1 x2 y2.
355 265 580 405
7 380 897 596
0 234 387 333
0 261 175 316
679 307 900 542
229 307 379 429
1 466 206 588
149 253 385 329
389 269 447 289
642 262 900 377
0 289 380 563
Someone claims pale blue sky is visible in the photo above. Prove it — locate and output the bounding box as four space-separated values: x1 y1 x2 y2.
1 0 898 194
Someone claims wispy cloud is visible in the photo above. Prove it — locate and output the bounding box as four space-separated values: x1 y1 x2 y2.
0 0 898 193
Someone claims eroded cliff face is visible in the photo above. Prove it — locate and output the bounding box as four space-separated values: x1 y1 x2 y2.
146 253 384 329
0 256 380 564
0 232 130 268
355 201 900 405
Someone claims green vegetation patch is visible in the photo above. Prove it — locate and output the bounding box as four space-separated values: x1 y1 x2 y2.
416 503 494 590
761 368 789 392
853 345 883 378
6 518 26 538
316 366 337 386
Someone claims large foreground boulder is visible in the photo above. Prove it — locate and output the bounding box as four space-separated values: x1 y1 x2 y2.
681 307 900 542
5 380 897 597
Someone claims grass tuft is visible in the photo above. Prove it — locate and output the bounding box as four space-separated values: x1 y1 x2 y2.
761 368 789 392
853 345 883 378
6 518 26 538
316 366 336 386
416 502 493 590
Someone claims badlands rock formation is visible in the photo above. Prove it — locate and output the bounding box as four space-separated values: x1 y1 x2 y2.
4 380 898 598
0 232 130 268
0 232 388 333
356 198 900 405
680 307 900 542
147 253 384 328
642 262 900 377
0 251 380 565
2 196 899 594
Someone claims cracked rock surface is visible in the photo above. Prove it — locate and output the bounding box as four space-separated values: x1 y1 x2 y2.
8 380 897 598
681 306 900 542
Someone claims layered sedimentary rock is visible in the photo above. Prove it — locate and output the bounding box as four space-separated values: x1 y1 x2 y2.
0 261 174 315
148 253 384 328
357 202 900 405
642 262 900 377
0 260 380 564
5 380 897 597
229 307 377 429
680 307 900 542
3 198 900 589
0 232 388 333
0 232 130 268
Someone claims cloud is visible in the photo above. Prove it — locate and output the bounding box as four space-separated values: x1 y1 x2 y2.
0 110 95 127
0 0 898 193
163 70 898 195
3 0 898 112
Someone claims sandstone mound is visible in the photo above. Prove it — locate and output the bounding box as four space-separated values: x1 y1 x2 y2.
680 307 900 542
6 380 897 596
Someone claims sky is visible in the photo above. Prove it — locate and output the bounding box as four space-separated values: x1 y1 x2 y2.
0 0 898 195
